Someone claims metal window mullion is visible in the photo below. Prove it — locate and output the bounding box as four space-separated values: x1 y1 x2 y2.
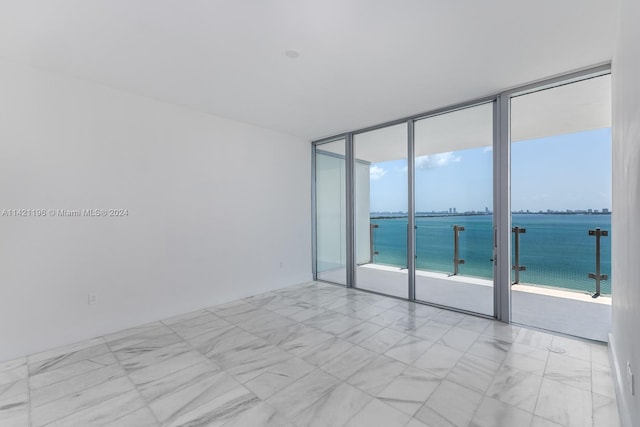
345 133 356 288
494 95 511 322
408 120 416 301
311 145 317 280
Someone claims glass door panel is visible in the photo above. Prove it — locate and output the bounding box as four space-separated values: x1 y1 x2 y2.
354 124 408 298
315 139 347 285
510 74 612 341
414 103 494 315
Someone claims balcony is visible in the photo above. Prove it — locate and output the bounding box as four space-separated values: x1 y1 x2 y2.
354 214 612 342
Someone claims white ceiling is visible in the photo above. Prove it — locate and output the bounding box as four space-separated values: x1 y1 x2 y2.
0 1 618 140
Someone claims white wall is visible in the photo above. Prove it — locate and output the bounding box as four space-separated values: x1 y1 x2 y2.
611 0 640 424
0 61 311 362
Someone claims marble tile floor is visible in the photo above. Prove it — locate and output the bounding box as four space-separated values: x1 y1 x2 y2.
0 281 620 427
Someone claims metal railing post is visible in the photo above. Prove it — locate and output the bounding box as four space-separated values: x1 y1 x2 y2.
453 225 465 275
588 227 609 298
512 226 527 284
369 223 379 263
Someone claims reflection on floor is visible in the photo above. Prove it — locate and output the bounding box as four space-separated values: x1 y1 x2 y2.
319 265 611 341
0 281 619 427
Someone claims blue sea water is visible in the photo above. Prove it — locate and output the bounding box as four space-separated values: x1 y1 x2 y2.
370 214 612 295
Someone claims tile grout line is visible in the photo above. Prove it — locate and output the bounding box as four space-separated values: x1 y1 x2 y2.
27 345 113 394
37 339 159 427
530 333 553 426
107 371 162 426
235 288 388 426
26 346 122 420
103 332 167 427
105 325 217 425
161 299 302 426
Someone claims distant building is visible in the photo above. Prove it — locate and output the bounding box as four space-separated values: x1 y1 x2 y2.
603 208 610 213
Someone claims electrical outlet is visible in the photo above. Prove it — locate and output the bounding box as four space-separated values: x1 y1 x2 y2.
628 361 635 396
88 293 97 305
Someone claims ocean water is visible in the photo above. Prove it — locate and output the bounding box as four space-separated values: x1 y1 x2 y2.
371 214 612 295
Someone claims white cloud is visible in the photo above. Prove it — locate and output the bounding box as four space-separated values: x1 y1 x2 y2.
370 165 387 180
482 146 493 153
415 152 461 169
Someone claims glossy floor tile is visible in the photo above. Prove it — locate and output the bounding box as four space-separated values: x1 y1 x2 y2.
0 281 621 426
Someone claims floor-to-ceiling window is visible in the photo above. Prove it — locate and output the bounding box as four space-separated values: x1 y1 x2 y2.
312 66 612 341
509 73 612 340
315 139 347 285
353 123 409 298
414 103 494 316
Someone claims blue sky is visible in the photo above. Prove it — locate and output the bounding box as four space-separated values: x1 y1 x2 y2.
368 128 612 213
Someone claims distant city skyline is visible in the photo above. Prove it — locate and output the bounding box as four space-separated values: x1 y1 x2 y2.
370 208 611 214
368 128 611 213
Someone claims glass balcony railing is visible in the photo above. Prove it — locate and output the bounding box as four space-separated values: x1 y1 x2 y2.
368 217 408 269
367 213 611 296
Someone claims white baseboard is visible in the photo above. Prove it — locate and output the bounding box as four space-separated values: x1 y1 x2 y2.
608 333 633 427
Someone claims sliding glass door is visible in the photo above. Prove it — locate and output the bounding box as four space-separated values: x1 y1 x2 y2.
313 105 495 315
510 74 612 340
413 103 495 315
311 64 611 339
353 124 409 298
